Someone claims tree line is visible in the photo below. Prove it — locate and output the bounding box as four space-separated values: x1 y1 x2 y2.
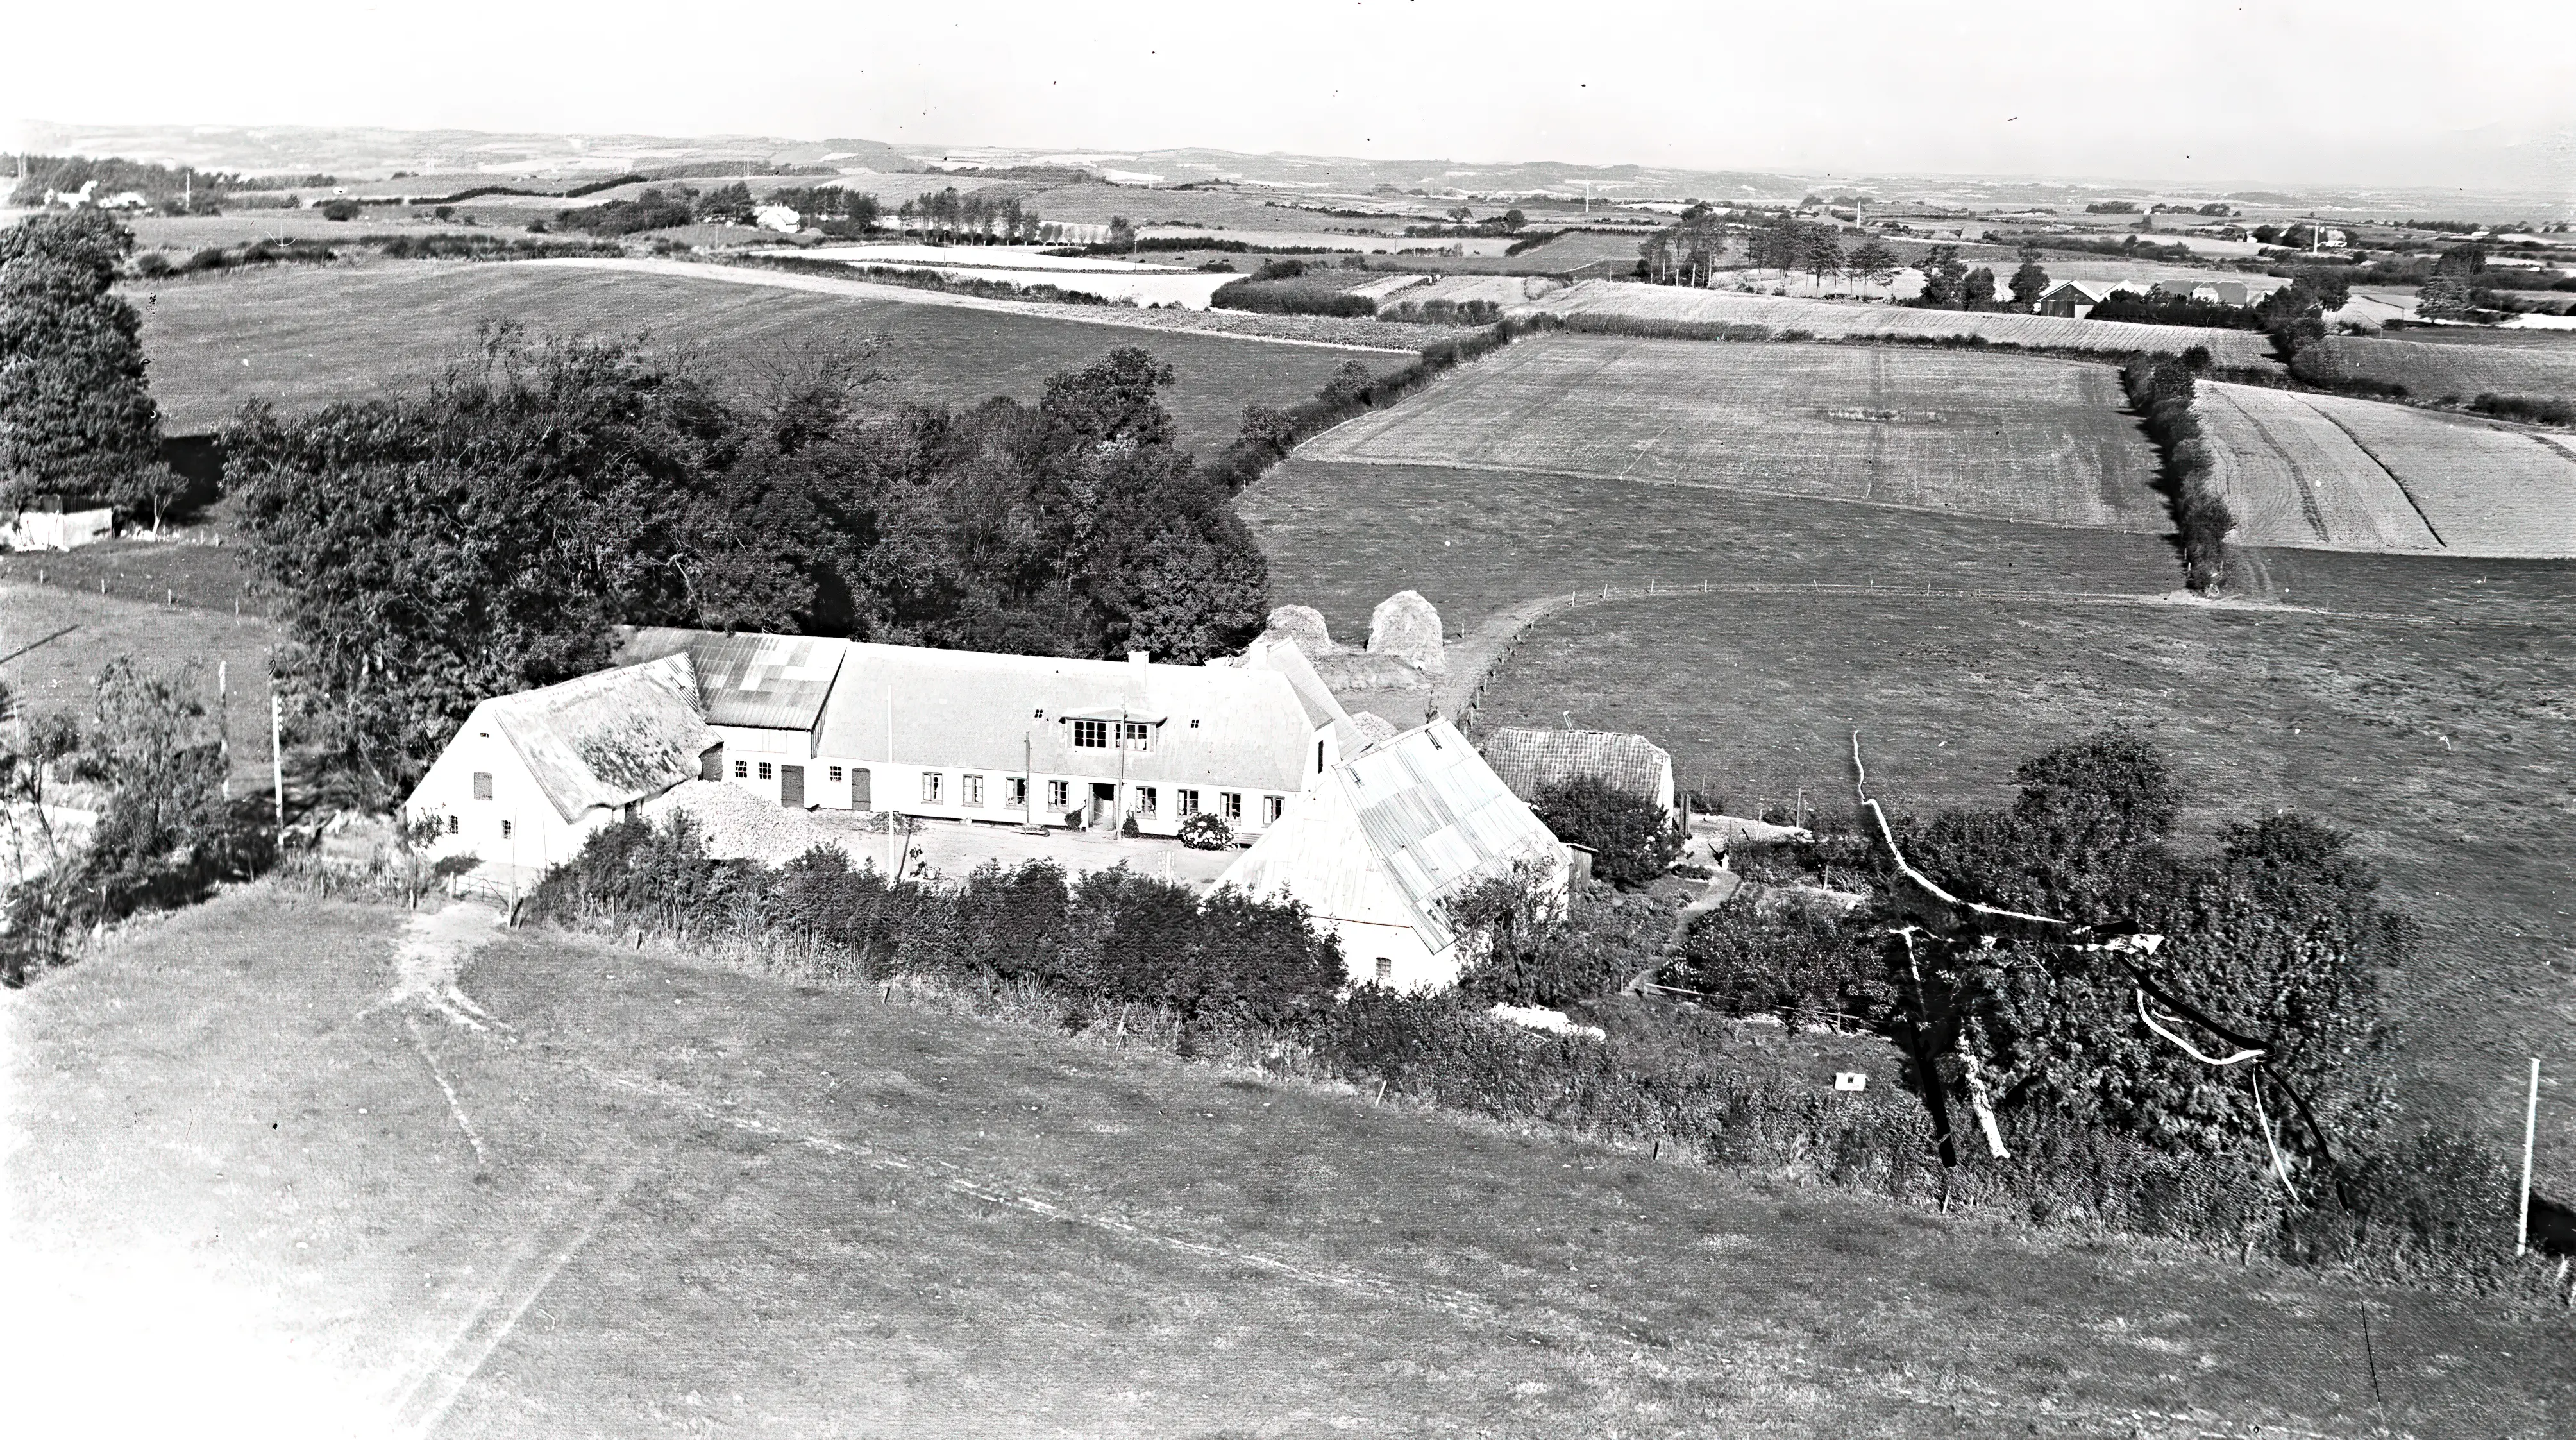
0 211 185 527
897 187 1045 245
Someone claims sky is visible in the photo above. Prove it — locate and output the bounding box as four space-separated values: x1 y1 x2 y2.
10 0 2573 194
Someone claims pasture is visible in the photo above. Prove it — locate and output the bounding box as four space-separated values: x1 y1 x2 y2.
1528 280 2282 366
2318 334 2576 402
2196 383 2576 557
13 886 2568 1438
797 244 1236 307
0 580 280 789
1300 334 2171 531
133 260 1411 454
1474 579 2576 1173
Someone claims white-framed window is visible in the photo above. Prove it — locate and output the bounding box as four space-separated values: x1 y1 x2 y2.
759 761 773 781
1375 957 1393 982
1222 792 1242 820
471 772 493 801
962 775 985 806
1072 719 1109 749
500 818 514 839
922 772 943 803
1178 789 1200 816
446 814 460 835
1048 779 1069 808
1264 795 1284 824
1004 777 1028 807
734 759 748 779
1121 720 1152 753
1135 786 1157 815
829 765 844 782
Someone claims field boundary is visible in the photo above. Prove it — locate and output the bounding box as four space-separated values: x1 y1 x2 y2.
522 256 1423 355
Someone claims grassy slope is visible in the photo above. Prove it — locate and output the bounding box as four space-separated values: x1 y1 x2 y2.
0 580 278 786
2325 334 2576 400
1302 334 2169 531
133 261 1407 455
1474 581 2575 1175
12 887 2569 1437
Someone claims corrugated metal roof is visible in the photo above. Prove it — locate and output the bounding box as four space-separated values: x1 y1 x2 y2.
687 633 848 731
487 654 716 823
1481 727 1675 807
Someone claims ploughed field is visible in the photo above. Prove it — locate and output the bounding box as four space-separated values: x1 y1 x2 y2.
2196 382 2576 557
132 260 1408 454
1526 280 2282 366
14 887 2570 1438
1299 333 2171 532
1473 572 2576 1178
2314 333 2576 402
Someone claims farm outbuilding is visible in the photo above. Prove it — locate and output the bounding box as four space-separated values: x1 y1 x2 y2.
2037 279 2146 318
1479 727 1678 818
1218 719 1570 992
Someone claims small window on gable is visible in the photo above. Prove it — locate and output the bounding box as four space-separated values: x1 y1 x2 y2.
734 760 748 779
446 814 460 835
471 772 493 801
1375 957 1393 983
758 761 773 781
500 819 514 840
829 765 844 783
1190 718 1199 729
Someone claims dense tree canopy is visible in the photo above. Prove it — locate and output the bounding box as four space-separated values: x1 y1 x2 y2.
0 210 164 507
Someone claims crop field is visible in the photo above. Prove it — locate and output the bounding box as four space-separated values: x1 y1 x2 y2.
133 260 1410 453
13 887 2569 1438
1301 333 2171 530
2196 383 2576 557
2318 334 2576 400
1527 280 2283 366
796 244 1236 307
1474 582 2576 1172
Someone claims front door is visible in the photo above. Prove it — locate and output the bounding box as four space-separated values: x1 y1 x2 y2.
780 764 804 808
851 767 872 811
1090 781 1117 828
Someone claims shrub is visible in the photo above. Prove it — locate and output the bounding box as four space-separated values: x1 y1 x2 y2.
1208 279 1376 317
1531 774 1682 888
1178 811 1235 849
1381 298 1503 326
2469 391 2576 426
319 198 362 221
1455 874 1676 1008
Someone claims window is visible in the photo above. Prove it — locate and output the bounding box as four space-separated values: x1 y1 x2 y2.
471 772 493 801
1375 957 1393 983
1048 779 1069 808
1190 718 1199 729
922 772 943 803
1222 792 1242 820
446 814 460 836
1135 786 1157 815
962 775 984 807
1178 789 1199 816
1072 719 1108 749
734 759 748 779
1004 777 1028 808
500 819 514 840
1264 795 1284 824
829 765 844 783
1121 721 1152 753
1318 740 1326 772
758 761 773 781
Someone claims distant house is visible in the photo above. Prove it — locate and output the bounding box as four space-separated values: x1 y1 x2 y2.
3 496 115 552
406 652 718 885
2152 278 2250 306
752 204 801 233
1037 221 1112 246
2037 279 2146 318
1218 719 1570 992
1479 727 1677 818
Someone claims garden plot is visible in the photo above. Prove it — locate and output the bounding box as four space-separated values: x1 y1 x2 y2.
1299 332 2170 531
1528 280 2280 366
2196 384 2576 557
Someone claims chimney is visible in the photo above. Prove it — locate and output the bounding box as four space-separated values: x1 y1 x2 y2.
1128 651 1150 666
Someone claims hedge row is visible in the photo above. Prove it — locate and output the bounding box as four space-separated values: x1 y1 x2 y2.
372 233 627 261
1209 278 1377 318
2121 353 2237 591
131 240 337 278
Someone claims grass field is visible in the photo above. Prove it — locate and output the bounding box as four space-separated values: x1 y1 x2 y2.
1301 334 2171 531
2196 382 2576 557
1241 458 2193 642
2319 334 2576 401
0 580 280 788
1474 585 2576 1175
133 260 1411 453
12 886 2570 1437
1528 281 2284 366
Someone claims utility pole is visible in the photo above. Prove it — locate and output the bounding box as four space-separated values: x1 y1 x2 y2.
2519 1058 2541 1256
269 691 285 848
217 661 229 800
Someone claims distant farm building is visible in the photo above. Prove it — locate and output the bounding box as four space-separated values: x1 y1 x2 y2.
752 205 801 233
1479 727 1678 817
1219 720 1570 991
3 495 115 552
2038 279 2146 318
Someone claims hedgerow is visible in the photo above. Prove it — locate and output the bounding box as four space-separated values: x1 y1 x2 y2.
2121 352 2237 590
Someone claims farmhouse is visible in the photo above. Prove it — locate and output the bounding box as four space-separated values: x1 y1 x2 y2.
2037 279 2146 318
1479 727 1678 818
409 630 1360 876
3 496 117 552
1218 720 1571 992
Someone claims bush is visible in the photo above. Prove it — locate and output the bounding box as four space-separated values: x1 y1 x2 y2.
2469 391 2576 426
1455 875 1676 1007
1381 298 1503 326
1178 811 1235 849
1208 279 1376 317
319 198 362 221
1530 774 1681 888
